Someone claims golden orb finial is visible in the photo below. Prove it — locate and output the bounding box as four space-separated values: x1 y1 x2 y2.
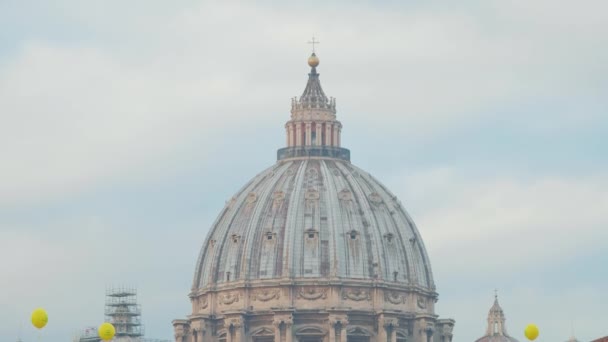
308 53 319 68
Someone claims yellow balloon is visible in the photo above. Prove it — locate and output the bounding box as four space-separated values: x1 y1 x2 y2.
524 323 539 341
98 322 116 341
31 308 48 329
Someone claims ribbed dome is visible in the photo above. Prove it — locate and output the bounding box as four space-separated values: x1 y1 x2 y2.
192 158 435 290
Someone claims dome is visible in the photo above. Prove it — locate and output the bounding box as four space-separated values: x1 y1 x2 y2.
192 158 435 290
474 295 519 342
174 50 455 342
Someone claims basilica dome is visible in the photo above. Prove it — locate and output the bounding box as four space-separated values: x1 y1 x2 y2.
174 52 454 342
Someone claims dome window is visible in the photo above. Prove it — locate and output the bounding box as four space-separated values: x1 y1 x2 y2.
384 233 394 243
305 228 318 239
348 230 359 240
265 231 275 241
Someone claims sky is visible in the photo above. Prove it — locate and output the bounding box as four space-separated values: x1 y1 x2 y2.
1 0 607 341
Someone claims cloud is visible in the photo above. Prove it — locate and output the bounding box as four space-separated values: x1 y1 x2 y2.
1 1 606 206
394 168 608 274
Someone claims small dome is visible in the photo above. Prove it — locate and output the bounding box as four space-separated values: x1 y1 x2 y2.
474 295 519 342
475 336 519 342
308 52 319 67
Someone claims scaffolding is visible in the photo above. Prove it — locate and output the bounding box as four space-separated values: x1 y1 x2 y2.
105 287 145 339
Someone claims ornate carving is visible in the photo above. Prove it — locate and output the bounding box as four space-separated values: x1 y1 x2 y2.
297 287 327 300
383 318 399 328
417 296 427 309
251 288 280 302
305 189 320 200
218 292 240 305
272 191 285 210
368 192 383 204
199 295 208 309
342 288 371 301
246 192 257 204
338 188 352 201
384 291 405 304
226 317 243 329
329 316 349 326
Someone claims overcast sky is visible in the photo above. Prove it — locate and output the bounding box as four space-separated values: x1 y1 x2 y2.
1 1 607 341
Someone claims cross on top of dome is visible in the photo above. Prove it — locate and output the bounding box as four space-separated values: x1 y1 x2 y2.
307 36 320 53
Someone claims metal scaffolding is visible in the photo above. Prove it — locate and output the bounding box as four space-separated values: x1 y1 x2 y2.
105 287 145 339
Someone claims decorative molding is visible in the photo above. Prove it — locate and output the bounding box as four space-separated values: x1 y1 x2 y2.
342 288 371 301
250 288 280 302
218 292 240 305
384 291 405 304
297 287 327 300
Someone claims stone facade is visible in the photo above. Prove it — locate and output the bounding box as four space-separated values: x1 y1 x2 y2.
173 52 454 342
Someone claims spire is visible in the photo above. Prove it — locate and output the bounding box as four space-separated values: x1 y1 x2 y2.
485 292 510 336
296 52 334 110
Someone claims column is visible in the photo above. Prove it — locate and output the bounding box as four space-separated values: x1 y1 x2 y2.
378 317 387 342
337 126 341 147
273 319 282 342
289 124 295 147
233 320 243 342
296 123 302 146
285 125 290 146
339 322 348 342
328 318 337 342
305 122 312 146
425 327 434 342
315 123 322 146
285 321 293 342
325 123 332 147
332 125 339 147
